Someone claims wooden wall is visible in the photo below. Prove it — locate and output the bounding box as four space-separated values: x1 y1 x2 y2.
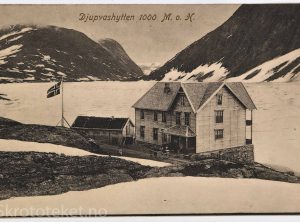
135 92 195 145
196 86 246 153
122 121 134 137
75 128 124 145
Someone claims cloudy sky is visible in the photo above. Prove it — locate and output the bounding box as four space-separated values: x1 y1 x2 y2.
0 4 239 65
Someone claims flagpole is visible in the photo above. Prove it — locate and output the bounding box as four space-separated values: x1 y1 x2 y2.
61 77 64 127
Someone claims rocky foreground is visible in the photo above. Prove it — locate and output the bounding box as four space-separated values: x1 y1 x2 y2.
0 151 299 201
0 117 299 200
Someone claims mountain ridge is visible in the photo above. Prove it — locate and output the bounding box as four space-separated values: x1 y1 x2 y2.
0 25 144 83
146 4 300 82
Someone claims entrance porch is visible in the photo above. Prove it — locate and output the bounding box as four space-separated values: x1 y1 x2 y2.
163 125 196 153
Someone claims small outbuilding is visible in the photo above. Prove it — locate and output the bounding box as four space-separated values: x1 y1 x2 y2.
71 116 134 145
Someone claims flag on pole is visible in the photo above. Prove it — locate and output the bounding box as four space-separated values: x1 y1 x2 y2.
47 81 61 98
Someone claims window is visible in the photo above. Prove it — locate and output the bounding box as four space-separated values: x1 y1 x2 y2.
153 128 158 140
215 129 224 139
162 133 167 143
215 110 224 123
217 94 223 105
140 110 144 119
140 126 145 138
184 112 190 126
176 112 181 125
162 112 166 122
154 111 158 121
180 95 185 106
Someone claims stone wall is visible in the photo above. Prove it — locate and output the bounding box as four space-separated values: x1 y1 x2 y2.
190 144 254 164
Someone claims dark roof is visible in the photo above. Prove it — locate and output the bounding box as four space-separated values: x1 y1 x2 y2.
133 82 256 112
71 116 132 130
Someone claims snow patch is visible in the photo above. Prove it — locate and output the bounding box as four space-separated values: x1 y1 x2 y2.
57 71 66 77
162 62 229 81
8 35 23 42
23 69 36 73
24 76 35 81
0 27 33 42
6 68 21 73
41 55 51 61
226 48 300 82
2 177 300 215
0 77 14 80
87 75 99 81
45 68 55 72
36 64 45 68
0 139 170 167
41 73 53 77
77 77 90 81
0 44 23 65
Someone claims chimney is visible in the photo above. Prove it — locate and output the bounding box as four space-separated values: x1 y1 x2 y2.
164 83 171 94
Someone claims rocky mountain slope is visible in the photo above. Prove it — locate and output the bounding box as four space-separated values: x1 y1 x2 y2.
0 25 143 83
147 4 300 82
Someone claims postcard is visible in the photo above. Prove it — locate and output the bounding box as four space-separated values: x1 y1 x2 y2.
0 3 299 216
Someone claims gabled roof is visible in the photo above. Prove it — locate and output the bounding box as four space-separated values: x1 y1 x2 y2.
71 116 133 130
182 82 223 111
132 82 181 111
225 82 257 110
132 82 256 112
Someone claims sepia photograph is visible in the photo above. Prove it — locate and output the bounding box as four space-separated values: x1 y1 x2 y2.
0 3 299 216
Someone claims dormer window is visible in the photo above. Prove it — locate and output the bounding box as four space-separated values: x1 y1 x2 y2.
217 94 223 105
164 83 171 94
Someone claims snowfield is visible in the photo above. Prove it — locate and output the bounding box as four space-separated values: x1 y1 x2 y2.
226 48 300 82
1 177 300 215
162 62 229 82
0 81 299 172
0 139 170 167
161 48 300 82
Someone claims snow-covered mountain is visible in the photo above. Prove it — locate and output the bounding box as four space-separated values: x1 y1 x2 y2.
0 25 143 83
139 62 161 75
146 5 300 82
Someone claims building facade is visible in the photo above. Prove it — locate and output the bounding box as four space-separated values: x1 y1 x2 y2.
133 82 256 153
71 116 134 145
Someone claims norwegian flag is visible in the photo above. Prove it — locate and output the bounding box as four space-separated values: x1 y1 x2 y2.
47 81 61 98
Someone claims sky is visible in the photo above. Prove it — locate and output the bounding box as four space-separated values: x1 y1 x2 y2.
0 4 239 65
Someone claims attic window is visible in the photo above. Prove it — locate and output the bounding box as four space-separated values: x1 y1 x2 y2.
217 94 223 105
140 110 145 119
180 95 186 106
